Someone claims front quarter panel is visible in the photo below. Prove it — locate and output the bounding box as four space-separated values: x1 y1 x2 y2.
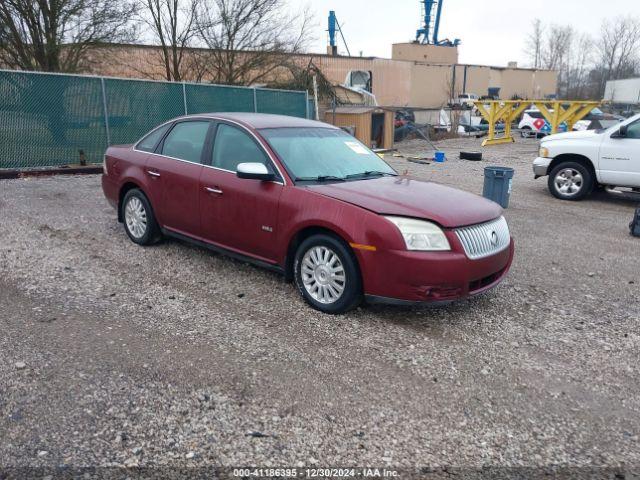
543 135 602 177
277 187 406 252
276 186 428 295
542 131 604 158
278 186 404 289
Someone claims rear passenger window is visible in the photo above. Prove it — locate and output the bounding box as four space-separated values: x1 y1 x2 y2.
212 124 269 171
162 121 210 163
137 124 171 152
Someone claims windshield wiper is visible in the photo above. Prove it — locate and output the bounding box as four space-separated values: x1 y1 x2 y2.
345 170 397 179
294 175 346 182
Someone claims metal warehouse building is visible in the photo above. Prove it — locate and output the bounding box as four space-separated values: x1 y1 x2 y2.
86 43 557 109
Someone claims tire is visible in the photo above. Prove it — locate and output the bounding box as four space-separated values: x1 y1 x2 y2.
121 188 161 245
294 234 362 314
548 162 594 201
460 151 482 161
520 126 532 138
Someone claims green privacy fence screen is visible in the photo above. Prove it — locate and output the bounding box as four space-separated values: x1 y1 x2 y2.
0 69 309 169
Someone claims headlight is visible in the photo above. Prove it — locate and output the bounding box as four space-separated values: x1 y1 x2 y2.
539 146 550 158
384 216 451 251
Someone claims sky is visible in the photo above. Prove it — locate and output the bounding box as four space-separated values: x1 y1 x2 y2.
293 0 640 67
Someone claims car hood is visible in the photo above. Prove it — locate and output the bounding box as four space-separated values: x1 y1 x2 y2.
541 129 600 142
306 176 502 228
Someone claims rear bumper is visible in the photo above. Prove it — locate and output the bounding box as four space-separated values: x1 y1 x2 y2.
533 157 552 178
358 239 514 304
101 174 119 210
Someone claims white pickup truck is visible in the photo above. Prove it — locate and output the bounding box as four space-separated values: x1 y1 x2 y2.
533 113 640 200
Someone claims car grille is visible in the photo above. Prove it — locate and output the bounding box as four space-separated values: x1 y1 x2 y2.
455 216 510 260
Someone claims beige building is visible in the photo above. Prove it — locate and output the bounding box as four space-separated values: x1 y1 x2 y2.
85 43 557 109
392 43 459 64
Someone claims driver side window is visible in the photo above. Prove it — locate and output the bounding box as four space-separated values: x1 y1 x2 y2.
626 120 640 139
212 124 269 171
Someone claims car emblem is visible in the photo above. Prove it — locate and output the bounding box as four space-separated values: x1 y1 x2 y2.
489 231 499 247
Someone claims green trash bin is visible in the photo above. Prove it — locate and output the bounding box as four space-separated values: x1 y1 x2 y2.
483 166 514 208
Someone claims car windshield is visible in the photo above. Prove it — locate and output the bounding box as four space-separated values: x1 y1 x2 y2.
260 127 397 182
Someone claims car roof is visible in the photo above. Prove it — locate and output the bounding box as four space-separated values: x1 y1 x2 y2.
181 112 337 130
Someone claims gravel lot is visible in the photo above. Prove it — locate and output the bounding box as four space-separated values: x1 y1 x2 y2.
1 136 639 477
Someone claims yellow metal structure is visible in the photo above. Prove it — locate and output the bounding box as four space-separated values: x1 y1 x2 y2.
473 100 602 147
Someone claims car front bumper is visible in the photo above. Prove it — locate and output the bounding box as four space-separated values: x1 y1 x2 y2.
358 239 515 304
533 157 552 178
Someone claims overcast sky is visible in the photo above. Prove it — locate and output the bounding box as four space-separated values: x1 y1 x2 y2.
294 0 640 67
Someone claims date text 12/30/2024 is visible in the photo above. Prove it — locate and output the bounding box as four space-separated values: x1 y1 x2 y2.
232 468 399 478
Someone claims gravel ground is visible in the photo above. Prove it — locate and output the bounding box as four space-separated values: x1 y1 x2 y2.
1 136 639 477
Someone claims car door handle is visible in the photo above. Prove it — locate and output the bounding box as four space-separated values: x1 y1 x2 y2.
147 170 161 177
205 186 223 195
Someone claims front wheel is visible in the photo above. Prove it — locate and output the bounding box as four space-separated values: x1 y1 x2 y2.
548 162 594 201
294 234 362 314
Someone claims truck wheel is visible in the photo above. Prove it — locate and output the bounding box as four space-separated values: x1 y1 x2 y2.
548 162 594 201
521 126 532 138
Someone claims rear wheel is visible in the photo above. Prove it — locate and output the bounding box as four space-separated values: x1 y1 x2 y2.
122 189 161 245
548 162 594 201
521 126 532 138
294 234 362 314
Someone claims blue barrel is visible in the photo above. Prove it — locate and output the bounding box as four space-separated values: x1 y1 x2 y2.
483 166 514 208
434 151 446 163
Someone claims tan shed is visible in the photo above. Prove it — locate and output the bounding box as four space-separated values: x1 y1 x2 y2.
324 107 395 150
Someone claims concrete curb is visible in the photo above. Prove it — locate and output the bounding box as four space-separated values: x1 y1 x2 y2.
0 165 103 180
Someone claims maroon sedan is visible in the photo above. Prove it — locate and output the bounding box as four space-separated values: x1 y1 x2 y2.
102 113 514 313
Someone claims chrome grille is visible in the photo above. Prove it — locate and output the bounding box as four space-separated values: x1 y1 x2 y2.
455 216 510 260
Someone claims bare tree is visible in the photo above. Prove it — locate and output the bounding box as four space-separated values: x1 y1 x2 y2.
0 0 136 72
596 16 640 91
524 18 544 69
541 24 574 72
196 0 312 86
565 33 594 99
269 58 336 100
139 0 200 81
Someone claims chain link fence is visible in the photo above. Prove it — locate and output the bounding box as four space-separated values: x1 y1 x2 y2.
0 69 309 169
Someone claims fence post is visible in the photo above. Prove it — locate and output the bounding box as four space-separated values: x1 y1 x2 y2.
100 77 111 146
182 82 188 115
253 88 258 113
305 90 310 119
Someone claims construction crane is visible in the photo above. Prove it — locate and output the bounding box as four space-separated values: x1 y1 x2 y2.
415 0 460 47
327 11 351 56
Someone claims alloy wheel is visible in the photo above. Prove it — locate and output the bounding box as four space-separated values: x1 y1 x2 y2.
554 168 583 197
301 246 346 304
124 197 148 239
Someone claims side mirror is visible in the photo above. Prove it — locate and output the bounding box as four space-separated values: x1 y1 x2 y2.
612 124 628 138
236 162 275 181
